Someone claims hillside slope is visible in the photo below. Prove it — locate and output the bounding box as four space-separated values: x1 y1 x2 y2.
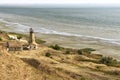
0 31 120 80
0 49 41 80
11 46 120 80
0 48 76 80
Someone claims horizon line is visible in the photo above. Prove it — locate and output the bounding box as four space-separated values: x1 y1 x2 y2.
0 4 120 8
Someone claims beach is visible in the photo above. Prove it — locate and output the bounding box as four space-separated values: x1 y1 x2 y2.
0 7 120 60
36 33 120 61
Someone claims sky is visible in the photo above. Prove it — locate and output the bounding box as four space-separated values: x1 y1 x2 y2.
0 0 120 5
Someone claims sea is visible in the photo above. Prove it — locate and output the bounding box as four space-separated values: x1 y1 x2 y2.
0 7 120 46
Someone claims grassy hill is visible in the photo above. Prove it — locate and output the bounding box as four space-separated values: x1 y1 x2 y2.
0 31 120 80
0 49 40 80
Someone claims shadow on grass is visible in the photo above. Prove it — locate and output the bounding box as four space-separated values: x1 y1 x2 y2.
21 58 40 69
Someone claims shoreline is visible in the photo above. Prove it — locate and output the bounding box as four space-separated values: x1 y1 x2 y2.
1 8 120 80
0 26 120 61
36 33 120 61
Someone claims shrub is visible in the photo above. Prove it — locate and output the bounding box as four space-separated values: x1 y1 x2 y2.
99 57 119 67
82 48 96 53
50 44 61 50
77 49 82 55
65 50 70 54
45 52 51 57
0 37 2 41
17 35 22 40
36 39 46 44
78 48 96 55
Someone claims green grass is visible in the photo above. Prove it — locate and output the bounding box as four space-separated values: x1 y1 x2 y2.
0 37 2 41
17 35 22 40
50 44 61 50
65 50 70 54
45 52 51 57
35 38 46 44
77 48 96 55
99 57 120 67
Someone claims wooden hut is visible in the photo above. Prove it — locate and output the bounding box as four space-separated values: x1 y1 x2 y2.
6 41 23 51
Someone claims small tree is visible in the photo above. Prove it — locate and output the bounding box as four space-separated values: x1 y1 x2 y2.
17 35 22 40
78 48 96 55
65 50 70 54
50 44 61 50
54 44 60 50
78 49 82 55
99 57 118 66
0 37 2 41
45 52 51 57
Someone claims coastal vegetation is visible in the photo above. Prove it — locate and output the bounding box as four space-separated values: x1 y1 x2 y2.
0 30 120 80
8 32 46 44
77 48 96 55
99 57 120 67
17 35 22 40
45 52 51 57
36 38 46 44
0 37 2 41
65 50 70 54
49 43 120 68
50 44 61 50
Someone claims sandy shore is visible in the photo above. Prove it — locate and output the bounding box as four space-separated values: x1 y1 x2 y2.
36 33 120 61
0 22 120 61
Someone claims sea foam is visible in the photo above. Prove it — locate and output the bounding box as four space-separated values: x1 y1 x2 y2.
0 18 120 46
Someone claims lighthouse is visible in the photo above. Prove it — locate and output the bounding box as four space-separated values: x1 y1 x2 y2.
29 28 37 49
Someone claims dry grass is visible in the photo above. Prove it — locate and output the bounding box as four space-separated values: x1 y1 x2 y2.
12 45 120 80
0 51 41 80
0 31 120 80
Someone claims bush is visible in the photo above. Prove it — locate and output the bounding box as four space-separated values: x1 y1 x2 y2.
82 48 96 53
45 52 51 57
50 44 61 50
0 37 2 41
99 57 119 67
65 50 70 54
36 39 46 44
78 48 96 55
78 49 82 55
17 35 22 40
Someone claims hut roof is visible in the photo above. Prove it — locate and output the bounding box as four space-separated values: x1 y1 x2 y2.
7 41 23 48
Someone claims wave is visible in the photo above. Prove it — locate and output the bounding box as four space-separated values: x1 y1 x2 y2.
35 27 120 46
0 18 120 46
0 18 30 32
